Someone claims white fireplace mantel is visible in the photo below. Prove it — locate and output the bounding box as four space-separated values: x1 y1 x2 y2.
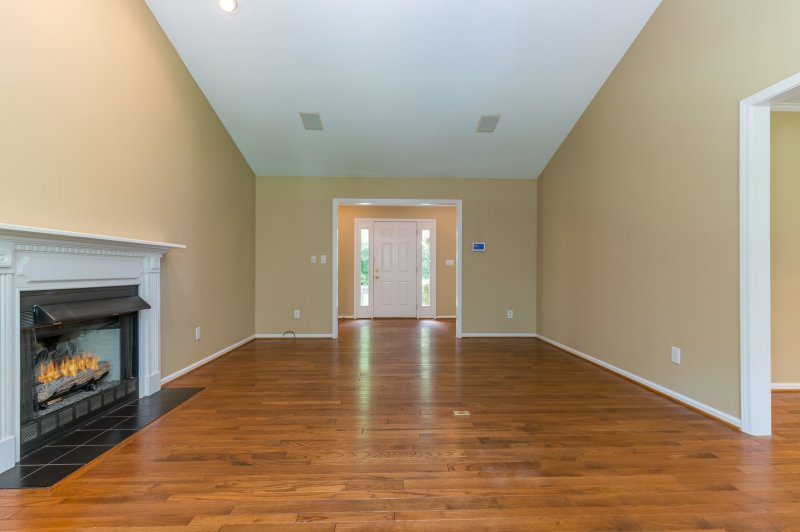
0 223 184 473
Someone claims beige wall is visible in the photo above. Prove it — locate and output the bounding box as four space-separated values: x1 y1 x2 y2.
772 112 800 383
256 176 536 335
0 1 255 377
538 0 800 418
337 205 457 318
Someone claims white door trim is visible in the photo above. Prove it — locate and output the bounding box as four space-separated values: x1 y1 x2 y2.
739 70 800 436
333 199 462 338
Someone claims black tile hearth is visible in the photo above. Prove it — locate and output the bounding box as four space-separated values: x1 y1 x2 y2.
83 416 128 430
19 446 73 466
84 429 137 446
52 444 115 465
55 429 106 446
107 405 142 417
0 387 202 489
0 465 39 487
13 465 83 489
110 415 160 430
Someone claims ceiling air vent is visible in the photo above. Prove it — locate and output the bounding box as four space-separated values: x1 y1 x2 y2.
300 112 324 131
476 114 501 133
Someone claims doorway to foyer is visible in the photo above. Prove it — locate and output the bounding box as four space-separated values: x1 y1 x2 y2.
334 201 459 335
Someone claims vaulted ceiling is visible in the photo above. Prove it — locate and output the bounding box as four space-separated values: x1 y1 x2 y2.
145 0 661 178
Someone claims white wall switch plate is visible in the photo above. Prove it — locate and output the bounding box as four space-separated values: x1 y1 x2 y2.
195 326 201 341
445 259 455 266
507 309 513 319
293 309 300 319
321 255 327 264
671 346 681 364
310 255 317 264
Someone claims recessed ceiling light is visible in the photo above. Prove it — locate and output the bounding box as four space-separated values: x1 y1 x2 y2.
476 114 501 133
218 0 239 14
300 112 324 131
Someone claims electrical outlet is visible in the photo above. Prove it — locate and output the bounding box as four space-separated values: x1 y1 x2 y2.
195 327 201 341
310 255 317 264
293 309 300 319
671 346 681 364
507 309 514 319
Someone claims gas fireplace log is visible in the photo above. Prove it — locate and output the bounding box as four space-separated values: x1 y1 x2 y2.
35 361 111 404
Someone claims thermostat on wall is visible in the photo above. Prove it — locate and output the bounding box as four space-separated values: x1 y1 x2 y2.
472 242 486 252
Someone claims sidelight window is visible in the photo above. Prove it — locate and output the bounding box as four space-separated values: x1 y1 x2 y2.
420 229 431 307
360 228 370 307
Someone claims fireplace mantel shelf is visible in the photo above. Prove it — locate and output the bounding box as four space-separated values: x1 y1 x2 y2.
0 223 186 252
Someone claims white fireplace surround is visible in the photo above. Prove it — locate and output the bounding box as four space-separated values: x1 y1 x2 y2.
0 223 184 474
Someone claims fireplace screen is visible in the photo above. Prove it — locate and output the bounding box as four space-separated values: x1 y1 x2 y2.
19 286 145 452
28 317 125 413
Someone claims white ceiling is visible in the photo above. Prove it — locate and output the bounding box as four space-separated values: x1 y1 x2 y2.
145 0 660 179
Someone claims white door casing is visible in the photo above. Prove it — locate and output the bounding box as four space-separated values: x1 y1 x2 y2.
739 71 800 435
373 221 417 318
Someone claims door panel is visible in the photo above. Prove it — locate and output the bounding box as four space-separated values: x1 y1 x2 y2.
374 221 417 317
380 242 392 272
398 281 409 305
379 281 392 306
398 242 409 272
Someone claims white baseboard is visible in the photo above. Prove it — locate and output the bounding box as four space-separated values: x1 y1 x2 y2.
256 333 334 339
336 315 456 320
535 334 742 428
461 332 537 338
145 372 162 395
773 383 800 390
161 335 255 385
0 436 16 475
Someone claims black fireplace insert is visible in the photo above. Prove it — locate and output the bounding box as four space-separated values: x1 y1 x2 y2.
19 286 149 453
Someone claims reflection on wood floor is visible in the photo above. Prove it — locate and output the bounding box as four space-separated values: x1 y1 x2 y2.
1 318 798 530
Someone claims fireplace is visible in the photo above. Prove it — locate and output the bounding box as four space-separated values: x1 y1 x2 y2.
0 223 183 474
18 286 149 453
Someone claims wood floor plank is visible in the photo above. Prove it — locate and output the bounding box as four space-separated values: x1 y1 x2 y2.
189 513 298 526
219 525 334 532
1 319 799 530
335 518 718 531
228 495 501 514
295 511 395 523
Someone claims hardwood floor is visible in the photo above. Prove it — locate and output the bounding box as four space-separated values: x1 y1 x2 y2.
1 318 799 530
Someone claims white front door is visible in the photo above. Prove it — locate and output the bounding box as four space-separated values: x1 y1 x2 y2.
373 221 417 317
